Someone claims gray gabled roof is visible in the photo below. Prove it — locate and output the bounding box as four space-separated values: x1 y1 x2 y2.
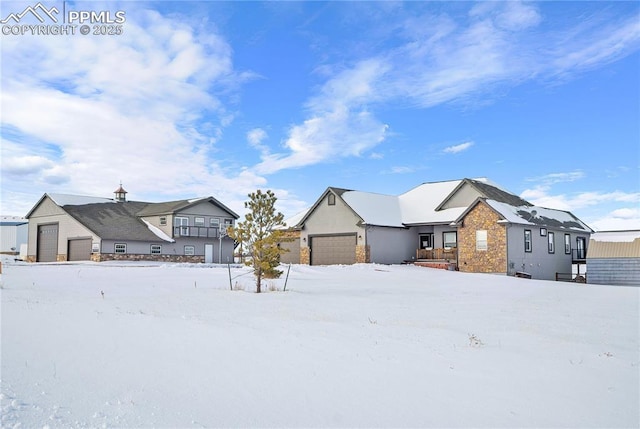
63 201 171 242
435 178 531 211
455 198 592 233
136 197 239 219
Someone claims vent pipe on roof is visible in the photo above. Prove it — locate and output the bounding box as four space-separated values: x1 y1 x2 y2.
114 183 128 202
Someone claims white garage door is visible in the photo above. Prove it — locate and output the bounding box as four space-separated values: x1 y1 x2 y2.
310 234 356 265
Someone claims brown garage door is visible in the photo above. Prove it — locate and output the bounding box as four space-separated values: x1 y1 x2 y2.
37 223 59 262
68 238 92 261
279 237 300 264
310 234 356 265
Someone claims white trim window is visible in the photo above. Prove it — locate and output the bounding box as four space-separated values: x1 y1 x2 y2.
115 243 127 254
210 218 220 228
476 230 488 251
175 216 189 236
524 230 532 252
194 217 205 227
548 232 555 254
151 244 162 255
184 245 195 256
160 216 167 226
564 234 571 254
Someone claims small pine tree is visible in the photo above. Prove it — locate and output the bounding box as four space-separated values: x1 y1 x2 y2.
227 190 290 293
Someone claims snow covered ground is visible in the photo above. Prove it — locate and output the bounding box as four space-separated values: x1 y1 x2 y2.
1 259 638 428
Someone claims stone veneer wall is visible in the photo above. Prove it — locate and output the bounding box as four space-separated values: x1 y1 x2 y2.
458 202 507 274
356 245 370 264
93 254 205 263
300 247 310 265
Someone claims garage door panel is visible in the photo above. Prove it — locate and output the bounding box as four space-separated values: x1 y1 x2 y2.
311 234 356 265
37 224 59 262
68 238 92 261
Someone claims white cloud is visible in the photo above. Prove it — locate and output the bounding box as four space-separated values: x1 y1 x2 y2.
443 141 474 154
247 128 269 156
589 207 640 232
526 171 586 185
0 5 267 214
257 2 639 174
387 166 414 174
256 59 390 174
520 184 640 231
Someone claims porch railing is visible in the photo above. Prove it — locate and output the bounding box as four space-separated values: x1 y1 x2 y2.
416 247 457 261
572 248 586 262
173 226 220 238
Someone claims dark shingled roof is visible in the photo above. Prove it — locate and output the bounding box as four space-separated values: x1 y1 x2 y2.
64 202 167 242
136 197 239 219
136 199 197 217
467 179 532 207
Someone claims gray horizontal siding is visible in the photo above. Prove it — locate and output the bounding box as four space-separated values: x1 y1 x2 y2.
587 258 640 286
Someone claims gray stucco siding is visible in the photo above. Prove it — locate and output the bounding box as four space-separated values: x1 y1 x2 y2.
301 193 365 242
367 226 415 264
506 224 582 280
439 182 482 210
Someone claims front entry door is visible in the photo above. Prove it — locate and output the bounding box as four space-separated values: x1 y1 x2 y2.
419 233 434 249
205 244 214 263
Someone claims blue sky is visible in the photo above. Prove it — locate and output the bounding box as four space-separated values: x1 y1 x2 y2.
1 1 639 231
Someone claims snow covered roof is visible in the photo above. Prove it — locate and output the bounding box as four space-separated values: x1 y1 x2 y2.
342 191 404 227
590 230 640 242
341 179 477 226
399 180 464 225
483 200 592 232
48 193 115 206
141 219 175 243
276 208 311 230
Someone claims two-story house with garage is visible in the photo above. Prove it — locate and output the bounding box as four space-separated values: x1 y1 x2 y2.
25 185 238 263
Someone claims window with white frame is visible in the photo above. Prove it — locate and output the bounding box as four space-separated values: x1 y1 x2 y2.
210 218 220 228
175 216 189 236
115 243 127 254
160 216 167 226
151 244 162 255
184 245 195 256
524 230 532 252
476 230 488 251
224 218 233 227
194 217 205 227
564 234 571 254
443 231 457 249
548 231 555 253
